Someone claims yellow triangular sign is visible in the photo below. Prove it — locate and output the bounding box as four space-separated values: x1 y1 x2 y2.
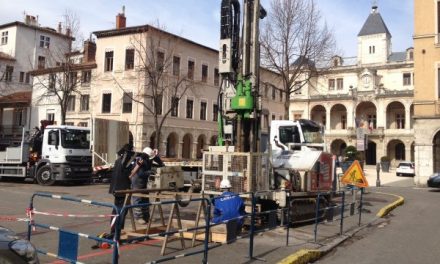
340 160 369 188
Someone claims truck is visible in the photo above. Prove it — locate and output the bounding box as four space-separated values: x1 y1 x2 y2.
0 118 129 186
201 0 335 223
0 122 92 185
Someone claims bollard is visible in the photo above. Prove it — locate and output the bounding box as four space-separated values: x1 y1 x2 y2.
313 193 322 243
376 163 381 187
358 188 364 226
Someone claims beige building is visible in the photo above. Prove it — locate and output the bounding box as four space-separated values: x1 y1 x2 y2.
290 5 414 166
0 15 72 139
413 0 440 185
66 11 284 159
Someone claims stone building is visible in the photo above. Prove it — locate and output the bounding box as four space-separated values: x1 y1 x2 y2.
290 5 414 166
0 15 72 138
64 10 284 159
413 0 440 185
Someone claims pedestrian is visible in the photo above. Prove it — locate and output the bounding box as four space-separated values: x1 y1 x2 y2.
212 179 246 233
129 147 164 225
108 143 135 234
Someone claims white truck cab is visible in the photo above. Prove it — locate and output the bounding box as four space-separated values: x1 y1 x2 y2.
35 125 92 185
270 119 325 154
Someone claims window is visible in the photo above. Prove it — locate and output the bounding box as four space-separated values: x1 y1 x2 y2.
67 95 76 112
105 51 114 72
173 56 180 76
438 1 440 35
272 87 276 100
38 56 45 69
68 72 78 87
77 122 88 127
200 101 207 120
280 90 283 102
155 94 163 115
396 113 405 129
328 79 335 90
272 114 275 121
19 72 24 83
47 113 55 121
201 64 208 83
336 78 343 90
171 97 179 117
264 84 269 98
25 73 30 84
156 51 165 71
1 31 8 45
125 49 134 70
369 45 375 54
213 104 218 121
403 73 411 86
49 73 56 89
81 70 91 85
186 99 193 119
39 35 50 48
187 60 194 80
80 94 89 111
4 66 13 82
341 115 346 129
214 68 219 86
293 114 302 121
294 81 302 95
367 114 377 129
14 109 26 126
102 93 112 113
122 92 133 113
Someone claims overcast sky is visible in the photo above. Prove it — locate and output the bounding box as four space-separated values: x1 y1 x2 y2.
0 0 413 57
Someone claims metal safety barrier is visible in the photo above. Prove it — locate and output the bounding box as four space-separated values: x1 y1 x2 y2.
313 187 365 243
27 192 121 264
24 190 297 264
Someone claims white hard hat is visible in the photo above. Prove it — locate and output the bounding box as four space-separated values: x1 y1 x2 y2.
142 147 155 159
220 179 231 189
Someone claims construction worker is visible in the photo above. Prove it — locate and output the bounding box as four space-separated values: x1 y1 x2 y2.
129 147 164 225
108 144 135 230
212 179 246 231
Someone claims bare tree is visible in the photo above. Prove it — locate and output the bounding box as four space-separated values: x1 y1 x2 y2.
31 10 83 125
114 24 194 152
260 0 336 119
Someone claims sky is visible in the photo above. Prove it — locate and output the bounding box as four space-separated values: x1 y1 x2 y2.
0 0 413 57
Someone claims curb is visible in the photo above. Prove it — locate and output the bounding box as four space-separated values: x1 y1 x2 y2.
375 192 405 218
277 191 404 264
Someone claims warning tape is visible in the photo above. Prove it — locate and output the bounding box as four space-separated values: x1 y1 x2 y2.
31 209 117 218
0 216 30 222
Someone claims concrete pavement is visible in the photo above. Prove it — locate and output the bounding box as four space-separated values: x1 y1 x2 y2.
277 165 410 264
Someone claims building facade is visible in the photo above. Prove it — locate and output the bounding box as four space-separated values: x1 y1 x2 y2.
413 0 440 185
290 5 414 167
64 11 284 159
0 15 71 139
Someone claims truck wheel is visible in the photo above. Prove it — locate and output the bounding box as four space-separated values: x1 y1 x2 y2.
36 166 55 186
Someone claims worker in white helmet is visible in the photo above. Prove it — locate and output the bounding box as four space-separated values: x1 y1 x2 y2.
212 179 246 231
129 147 164 225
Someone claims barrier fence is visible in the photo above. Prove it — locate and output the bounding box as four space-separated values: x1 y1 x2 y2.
27 192 121 264
313 187 365 243
20 188 367 263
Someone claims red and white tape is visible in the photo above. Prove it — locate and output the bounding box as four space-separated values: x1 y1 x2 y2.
31 209 117 218
0 216 30 222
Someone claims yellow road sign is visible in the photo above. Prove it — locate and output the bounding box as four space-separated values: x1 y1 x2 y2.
340 160 369 188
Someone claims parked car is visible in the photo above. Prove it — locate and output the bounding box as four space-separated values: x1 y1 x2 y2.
396 162 415 177
0 226 39 263
428 172 440 188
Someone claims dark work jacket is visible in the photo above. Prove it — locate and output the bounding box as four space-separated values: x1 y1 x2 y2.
134 155 165 179
109 151 135 197
212 191 246 225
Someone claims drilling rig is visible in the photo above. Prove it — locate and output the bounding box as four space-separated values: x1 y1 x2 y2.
202 0 334 223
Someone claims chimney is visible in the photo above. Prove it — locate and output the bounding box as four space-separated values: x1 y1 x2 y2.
116 6 126 29
57 22 62 33
83 40 96 63
66 27 71 37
